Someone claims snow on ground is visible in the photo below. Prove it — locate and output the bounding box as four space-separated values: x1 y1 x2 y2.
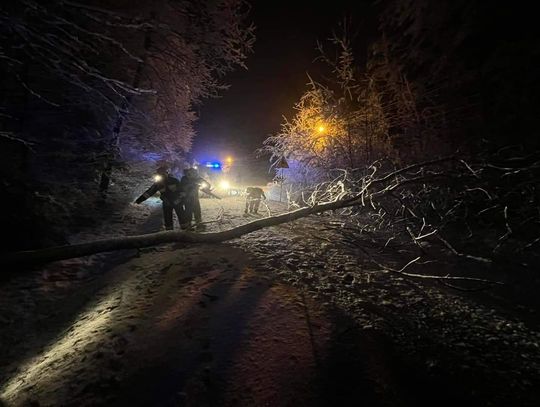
1 196 540 406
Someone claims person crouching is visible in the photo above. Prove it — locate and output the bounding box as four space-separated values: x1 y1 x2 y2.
245 186 266 214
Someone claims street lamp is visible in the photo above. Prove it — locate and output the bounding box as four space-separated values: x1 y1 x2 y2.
223 156 233 175
314 123 328 152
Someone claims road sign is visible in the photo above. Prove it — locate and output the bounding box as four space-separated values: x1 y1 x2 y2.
275 156 289 168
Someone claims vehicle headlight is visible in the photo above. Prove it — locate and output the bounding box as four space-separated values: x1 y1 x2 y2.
219 180 230 190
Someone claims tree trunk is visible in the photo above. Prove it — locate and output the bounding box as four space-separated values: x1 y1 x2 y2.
2 196 362 267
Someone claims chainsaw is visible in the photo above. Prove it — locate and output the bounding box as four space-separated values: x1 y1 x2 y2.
200 187 222 200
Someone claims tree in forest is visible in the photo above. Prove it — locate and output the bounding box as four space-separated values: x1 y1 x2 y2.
259 3 540 278
374 0 540 153
0 0 254 249
366 35 447 162
0 0 254 172
264 0 540 187
262 27 392 185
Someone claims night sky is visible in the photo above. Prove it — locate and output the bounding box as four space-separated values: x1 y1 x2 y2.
193 0 374 177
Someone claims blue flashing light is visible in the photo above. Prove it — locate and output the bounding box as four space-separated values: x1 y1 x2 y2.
205 161 221 169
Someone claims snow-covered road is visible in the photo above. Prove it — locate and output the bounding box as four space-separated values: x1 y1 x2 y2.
1 197 540 406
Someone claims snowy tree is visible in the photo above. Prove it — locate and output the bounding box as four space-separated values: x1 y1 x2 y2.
373 0 540 155
0 0 254 248
262 28 392 184
0 0 254 171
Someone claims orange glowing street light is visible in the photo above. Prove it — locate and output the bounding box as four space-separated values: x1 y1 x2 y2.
223 156 234 174
317 125 325 133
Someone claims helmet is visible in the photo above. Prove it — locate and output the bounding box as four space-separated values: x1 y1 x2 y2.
156 166 168 175
184 167 198 177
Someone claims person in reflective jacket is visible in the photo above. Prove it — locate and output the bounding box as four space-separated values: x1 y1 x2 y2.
180 167 208 228
134 166 185 230
245 186 266 214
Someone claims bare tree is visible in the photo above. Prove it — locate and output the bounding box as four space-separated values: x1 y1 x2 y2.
261 27 392 186
0 0 254 169
0 0 254 249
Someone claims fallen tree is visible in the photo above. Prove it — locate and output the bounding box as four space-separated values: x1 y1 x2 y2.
1 195 361 267
1 156 452 267
3 151 537 293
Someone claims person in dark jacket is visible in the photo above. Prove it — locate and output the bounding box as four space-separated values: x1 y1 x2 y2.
134 166 185 230
180 168 209 228
245 186 266 214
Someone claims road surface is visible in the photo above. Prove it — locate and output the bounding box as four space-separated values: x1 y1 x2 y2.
1 196 539 406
